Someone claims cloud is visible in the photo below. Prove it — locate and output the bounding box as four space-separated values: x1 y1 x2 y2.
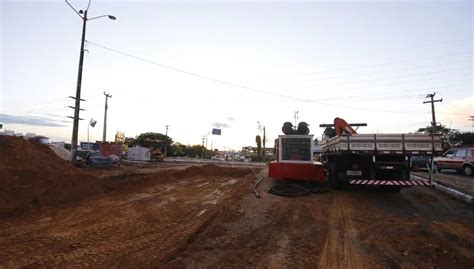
212 122 230 129
0 114 67 127
226 117 235 122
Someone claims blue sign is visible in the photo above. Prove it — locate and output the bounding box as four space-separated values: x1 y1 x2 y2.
80 142 99 150
212 128 221 135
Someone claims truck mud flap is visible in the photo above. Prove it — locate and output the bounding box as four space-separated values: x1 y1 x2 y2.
349 179 430 186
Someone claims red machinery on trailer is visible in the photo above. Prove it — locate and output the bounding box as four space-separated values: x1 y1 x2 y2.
268 122 325 181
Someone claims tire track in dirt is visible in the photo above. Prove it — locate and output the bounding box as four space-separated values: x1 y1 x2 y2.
166 175 331 268
318 192 366 269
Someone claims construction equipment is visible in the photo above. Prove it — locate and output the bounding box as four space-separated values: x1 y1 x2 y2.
268 122 325 181
320 117 443 190
137 138 165 162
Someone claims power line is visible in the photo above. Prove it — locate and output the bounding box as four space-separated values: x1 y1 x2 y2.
275 38 472 69
86 40 313 102
85 40 458 115
285 72 472 95
276 66 473 92
303 83 473 102
263 59 472 86
240 51 473 82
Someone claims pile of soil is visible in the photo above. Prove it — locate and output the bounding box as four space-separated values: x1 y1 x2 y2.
0 136 102 215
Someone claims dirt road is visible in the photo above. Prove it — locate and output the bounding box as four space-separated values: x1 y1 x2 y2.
1 165 474 268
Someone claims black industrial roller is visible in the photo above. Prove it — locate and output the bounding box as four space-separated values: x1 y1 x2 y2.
297 122 310 135
282 122 295 135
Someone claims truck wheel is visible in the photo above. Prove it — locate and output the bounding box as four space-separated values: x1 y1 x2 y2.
329 163 339 188
463 165 473 176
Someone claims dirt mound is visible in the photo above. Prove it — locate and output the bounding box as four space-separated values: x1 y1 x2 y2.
0 136 102 215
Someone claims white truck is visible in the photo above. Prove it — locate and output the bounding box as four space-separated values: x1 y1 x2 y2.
320 118 442 190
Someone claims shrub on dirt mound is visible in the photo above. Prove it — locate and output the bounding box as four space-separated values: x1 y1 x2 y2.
0 136 102 215
174 164 255 178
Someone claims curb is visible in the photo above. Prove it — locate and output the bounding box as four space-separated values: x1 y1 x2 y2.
411 175 473 204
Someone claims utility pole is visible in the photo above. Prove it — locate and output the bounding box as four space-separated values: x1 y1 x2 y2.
424 92 442 178
103 91 112 142
423 92 443 133
201 136 206 158
164 125 170 157
65 0 116 163
69 9 88 163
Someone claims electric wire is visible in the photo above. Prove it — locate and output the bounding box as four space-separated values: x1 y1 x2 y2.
275 37 471 69
297 72 472 95
277 66 473 92
265 59 472 86
86 40 471 115
241 50 473 82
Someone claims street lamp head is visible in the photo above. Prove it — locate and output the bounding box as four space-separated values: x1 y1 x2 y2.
108 15 117 20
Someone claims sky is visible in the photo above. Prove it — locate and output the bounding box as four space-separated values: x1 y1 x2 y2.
1 0 473 151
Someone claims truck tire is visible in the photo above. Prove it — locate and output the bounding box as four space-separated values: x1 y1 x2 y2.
328 163 339 188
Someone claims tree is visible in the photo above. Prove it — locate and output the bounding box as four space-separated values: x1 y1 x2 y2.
452 132 474 146
124 137 136 145
415 124 460 149
171 143 184 156
135 132 173 145
180 144 208 158
135 132 173 156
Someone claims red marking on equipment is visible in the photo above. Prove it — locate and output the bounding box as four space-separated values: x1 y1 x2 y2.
348 179 430 186
268 161 325 181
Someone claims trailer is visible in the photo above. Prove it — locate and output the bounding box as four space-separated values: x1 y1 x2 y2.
320 118 443 190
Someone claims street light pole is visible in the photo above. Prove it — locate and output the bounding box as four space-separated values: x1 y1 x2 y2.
65 0 116 163
70 9 88 163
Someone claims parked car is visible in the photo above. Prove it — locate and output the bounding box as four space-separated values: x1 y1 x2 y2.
433 148 474 176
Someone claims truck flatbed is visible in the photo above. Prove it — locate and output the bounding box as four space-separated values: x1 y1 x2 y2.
322 133 443 155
